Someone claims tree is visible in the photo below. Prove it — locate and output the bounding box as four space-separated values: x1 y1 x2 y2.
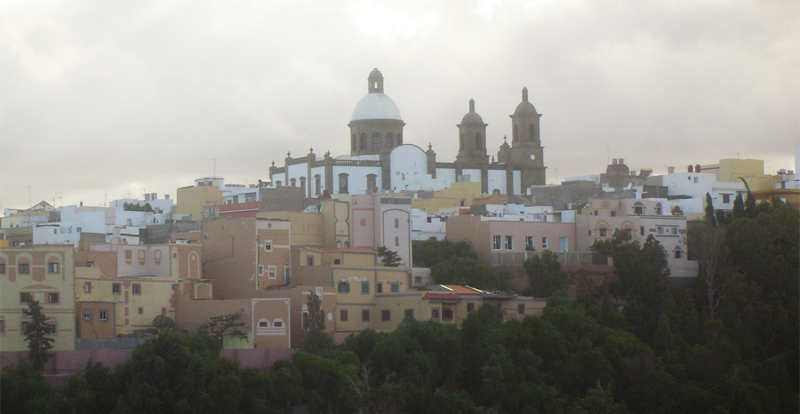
431 256 509 291
732 193 745 219
376 246 401 267
686 221 733 320
152 314 177 331
704 193 717 226
744 191 756 218
411 239 477 268
671 205 683 216
303 293 333 353
523 250 569 297
22 299 55 370
0 361 56 414
199 309 248 346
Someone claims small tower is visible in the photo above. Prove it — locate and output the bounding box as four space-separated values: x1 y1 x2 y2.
349 68 405 159
455 99 489 165
508 87 546 187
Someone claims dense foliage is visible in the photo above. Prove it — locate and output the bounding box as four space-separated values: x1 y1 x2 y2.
4 201 796 413
22 299 55 370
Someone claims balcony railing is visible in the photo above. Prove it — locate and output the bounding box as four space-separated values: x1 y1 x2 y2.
490 251 608 266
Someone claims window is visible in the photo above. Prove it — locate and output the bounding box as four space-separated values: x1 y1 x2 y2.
162 307 167 314
633 203 644 215
525 237 535 250
264 241 272 251
467 303 475 312
674 247 683 259
47 293 59 304
337 281 350 294
302 312 308 330
376 283 383 293
475 133 482 150
46 324 57 335
87 261 95 267
671 227 678 235
657 227 664 235
0 320 4 334
362 310 370 322
599 228 608 237
268 266 277 279
610 211 617 217
258 320 269 328
132 284 141 295
83 310 92 321
722 194 731 204
394 218 399 228
18 263 29 274
125 250 132 259
493 235 502 250
640 226 645 236
273 320 283 328
655 204 663 215
338 173 349 194
431 308 440 320
414 276 422 285
442 308 454 321
306 255 315 266
361 281 370 294
84 282 92 293
381 310 391 322
394 236 399 247
404 309 414 319
21 322 29 334
334 259 341 265
138 307 144 315
391 282 399 293
258 265 264 276
20 292 32 303
504 236 514 250
518 304 525 315
112 283 121 294
99 309 109 321
559 237 568 252
340 309 348 322
541 237 548 249
0 263 4 273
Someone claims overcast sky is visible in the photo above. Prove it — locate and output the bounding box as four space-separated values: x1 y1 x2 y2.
1 0 797 210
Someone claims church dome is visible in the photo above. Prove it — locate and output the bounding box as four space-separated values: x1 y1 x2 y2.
351 68 403 121
352 93 403 121
460 98 485 125
513 87 538 116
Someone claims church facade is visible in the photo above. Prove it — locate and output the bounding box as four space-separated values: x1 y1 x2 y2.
268 68 546 197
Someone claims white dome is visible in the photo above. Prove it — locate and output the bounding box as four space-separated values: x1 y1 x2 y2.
351 93 402 121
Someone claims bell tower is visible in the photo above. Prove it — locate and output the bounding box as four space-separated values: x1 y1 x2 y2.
509 87 546 187
455 99 489 165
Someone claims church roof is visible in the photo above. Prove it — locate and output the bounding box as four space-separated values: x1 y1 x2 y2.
351 92 402 121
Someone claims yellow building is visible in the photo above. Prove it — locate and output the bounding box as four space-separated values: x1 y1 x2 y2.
0 245 76 352
700 159 781 192
411 182 483 213
74 242 202 338
176 177 225 221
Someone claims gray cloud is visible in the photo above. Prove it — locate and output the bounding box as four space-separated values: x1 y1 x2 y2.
1 0 797 209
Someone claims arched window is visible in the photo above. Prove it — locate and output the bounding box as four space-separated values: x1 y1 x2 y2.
372 133 382 151
386 132 394 148
655 203 663 215
397 133 403 145
513 124 519 141
460 133 465 150
394 218 399 228
674 246 683 259
475 133 482 150
395 236 400 247
529 124 535 140
338 173 349 194
360 133 367 150
351 134 356 151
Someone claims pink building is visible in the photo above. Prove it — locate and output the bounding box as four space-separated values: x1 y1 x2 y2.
349 195 412 266
446 214 577 265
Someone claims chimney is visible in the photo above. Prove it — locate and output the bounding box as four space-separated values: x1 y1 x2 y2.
668 166 675 174
612 158 618 165
695 164 701 173
619 158 625 165
688 165 693 173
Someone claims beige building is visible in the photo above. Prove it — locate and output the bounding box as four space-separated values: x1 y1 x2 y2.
176 177 225 221
0 245 76 352
73 242 202 338
201 217 293 298
575 198 696 277
700 158 780 192
410 182 483 213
